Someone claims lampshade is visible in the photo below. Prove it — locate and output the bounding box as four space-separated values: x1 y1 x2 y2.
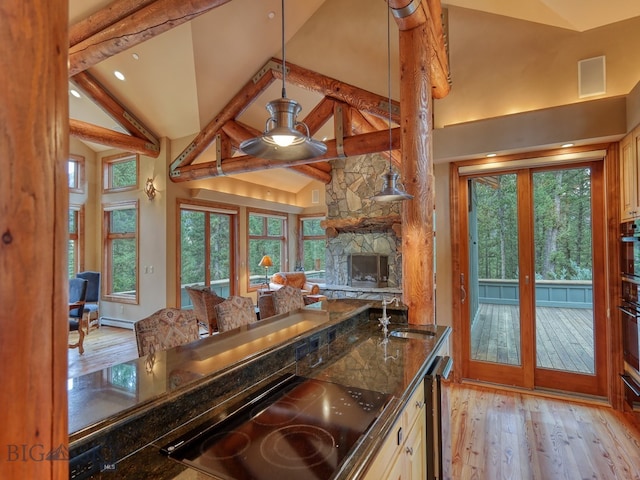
372 171 413 201
259 255 273 268
239 0 327 161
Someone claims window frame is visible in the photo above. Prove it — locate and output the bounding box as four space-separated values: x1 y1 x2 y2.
247 209 288 291
299 215 326 282
102 200 139 304
68 204 85 277
177 199 239 307
102 152 139 193
68 154 85 194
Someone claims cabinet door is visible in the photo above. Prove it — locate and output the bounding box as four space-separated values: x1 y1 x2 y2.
621 132 636 221
405 407 427 480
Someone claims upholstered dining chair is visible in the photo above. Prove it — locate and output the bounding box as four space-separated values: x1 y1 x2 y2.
133 308 199 357
68 277 88 355
185 285 225 335
214 296 257 332
76 271 101 334
271 285 305 316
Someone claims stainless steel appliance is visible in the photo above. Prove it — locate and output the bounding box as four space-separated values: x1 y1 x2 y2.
425 355 452 480
161 375 390 479
620 221 640 372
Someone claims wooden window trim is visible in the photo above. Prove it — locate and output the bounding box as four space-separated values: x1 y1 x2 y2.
102 152 139 194
102 200 139 304
247 208 287 291
68 154 85 194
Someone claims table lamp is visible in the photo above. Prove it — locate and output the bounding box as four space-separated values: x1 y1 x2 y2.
258 255 273 288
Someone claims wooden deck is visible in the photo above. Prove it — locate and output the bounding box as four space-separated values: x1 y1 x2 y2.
471 303 595 374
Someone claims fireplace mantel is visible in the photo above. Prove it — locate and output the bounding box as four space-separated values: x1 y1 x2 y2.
321 214 401 238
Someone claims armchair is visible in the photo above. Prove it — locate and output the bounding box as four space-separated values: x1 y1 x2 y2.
134 308 199 357
76 271 100 334
68 277 88 355
215 296 256 332
185 285 225 335
268 272 320 294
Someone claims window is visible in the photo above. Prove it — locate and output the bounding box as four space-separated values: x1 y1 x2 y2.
248 210 287 289
300 217 326 283
68 205 84 277
68 154 85 193
103 201 138 303
179 202 237 306
102 152 138 193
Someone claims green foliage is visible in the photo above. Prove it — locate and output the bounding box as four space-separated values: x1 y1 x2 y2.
472 167 592 281
111 158 137 189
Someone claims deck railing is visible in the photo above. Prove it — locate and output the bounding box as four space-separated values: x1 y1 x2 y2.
478 279 592 308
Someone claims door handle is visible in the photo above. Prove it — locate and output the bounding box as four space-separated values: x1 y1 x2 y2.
460 273 466 304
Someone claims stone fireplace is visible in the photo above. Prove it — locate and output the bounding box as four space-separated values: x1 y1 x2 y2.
322 154 404 299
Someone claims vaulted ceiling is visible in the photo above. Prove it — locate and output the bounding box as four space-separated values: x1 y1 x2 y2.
68 0 640 193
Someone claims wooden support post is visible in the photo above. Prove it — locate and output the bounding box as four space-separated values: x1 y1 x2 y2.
0 0 69 478
398 23 436 325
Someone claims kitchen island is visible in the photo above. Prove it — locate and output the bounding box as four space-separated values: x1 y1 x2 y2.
69 299 450 479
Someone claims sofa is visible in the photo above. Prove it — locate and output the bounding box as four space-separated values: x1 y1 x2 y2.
268 271 320 294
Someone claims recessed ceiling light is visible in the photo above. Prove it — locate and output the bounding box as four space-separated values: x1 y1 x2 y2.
132 53 139 60
561 143 574 148
486 153 497 158
267 11 276 19
114 70 125 81
69 89 81 98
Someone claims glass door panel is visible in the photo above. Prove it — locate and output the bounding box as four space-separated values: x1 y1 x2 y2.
533 168 595 375
468 174 522 367
208 214 231 297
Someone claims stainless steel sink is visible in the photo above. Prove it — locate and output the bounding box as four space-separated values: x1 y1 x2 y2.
389 329 436 339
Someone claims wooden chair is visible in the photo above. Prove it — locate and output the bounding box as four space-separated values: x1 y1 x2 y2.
68 277 88 355
185 285 225 335
133 308 199 357
77 271 101 334
272 285 305 315
214 296 257 332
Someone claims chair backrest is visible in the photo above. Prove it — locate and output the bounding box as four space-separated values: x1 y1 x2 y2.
185 286 225 334
69 278 88 320
134 308 199 357
215 296 256 332
76 271 100 303
257 294 276 320
272 285 305 315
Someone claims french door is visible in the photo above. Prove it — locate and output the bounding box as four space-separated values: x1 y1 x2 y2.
458 161 607 396
178 203 238 306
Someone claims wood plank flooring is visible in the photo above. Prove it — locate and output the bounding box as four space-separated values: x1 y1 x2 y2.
446 382 640 480
471 304 595 374
68 326 138 378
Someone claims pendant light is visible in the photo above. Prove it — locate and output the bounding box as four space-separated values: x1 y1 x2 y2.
240 0 327 161
372 5 413 202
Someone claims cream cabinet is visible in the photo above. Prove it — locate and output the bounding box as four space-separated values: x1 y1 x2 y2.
363 381 427 480
620 126 640 221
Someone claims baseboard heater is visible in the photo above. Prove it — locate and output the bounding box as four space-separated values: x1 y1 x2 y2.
99 317 134 330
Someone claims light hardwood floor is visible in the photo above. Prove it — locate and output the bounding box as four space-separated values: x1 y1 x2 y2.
446 382 640 480
68 325 139 378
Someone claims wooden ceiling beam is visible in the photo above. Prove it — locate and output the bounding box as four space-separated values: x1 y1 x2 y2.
69 119 160 157
68 0 233 76
69 0 156 47
171 128 401 183
170 67 276 171
71 71 159 146
269 58 401 122
388 0 451 99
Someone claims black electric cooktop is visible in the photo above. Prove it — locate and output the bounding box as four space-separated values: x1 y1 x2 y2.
161 375 390 480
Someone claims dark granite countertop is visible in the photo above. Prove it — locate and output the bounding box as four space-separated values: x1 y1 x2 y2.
69 299 450 479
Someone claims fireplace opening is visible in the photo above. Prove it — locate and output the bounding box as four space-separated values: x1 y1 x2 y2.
348 254 389 288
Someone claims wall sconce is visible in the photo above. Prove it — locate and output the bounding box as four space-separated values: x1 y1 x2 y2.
144 178 156 200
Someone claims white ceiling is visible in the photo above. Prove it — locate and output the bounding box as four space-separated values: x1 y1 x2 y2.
68 0 640 192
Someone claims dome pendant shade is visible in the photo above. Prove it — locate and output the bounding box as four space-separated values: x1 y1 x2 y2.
239 98 327 161
372 171 413 201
